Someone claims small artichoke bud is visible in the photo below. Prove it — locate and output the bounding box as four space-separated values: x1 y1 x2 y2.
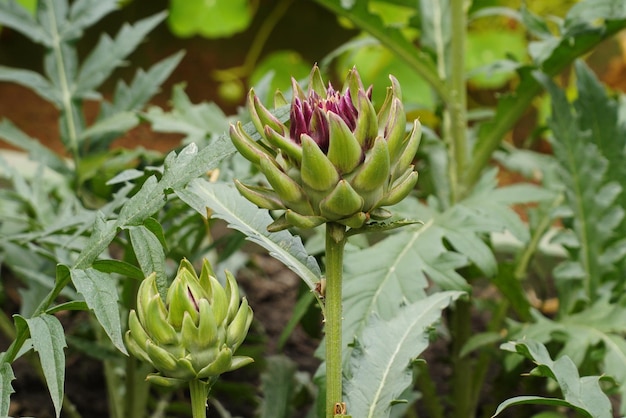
125 259 254 387
230 65 420 231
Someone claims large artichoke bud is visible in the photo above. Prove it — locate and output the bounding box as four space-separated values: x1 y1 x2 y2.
230 65 421 231
125 259 254 387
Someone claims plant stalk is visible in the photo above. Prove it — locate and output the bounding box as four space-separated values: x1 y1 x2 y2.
189 379 211 418
325 222 347 418
446 2 474 416
447 0 468 202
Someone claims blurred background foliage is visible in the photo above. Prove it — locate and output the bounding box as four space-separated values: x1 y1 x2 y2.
2 0 621 144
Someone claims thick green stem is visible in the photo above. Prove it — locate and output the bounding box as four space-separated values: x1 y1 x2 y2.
189 379 211 418
325 222 347 418
447 3 474 416
446 0 468 203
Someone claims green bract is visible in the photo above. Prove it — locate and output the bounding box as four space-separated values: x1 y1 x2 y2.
124 259 254 387
230 65 421 231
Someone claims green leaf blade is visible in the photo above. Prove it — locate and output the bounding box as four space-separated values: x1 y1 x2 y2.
128 224 167 298
0 119 70 175
74 12 167 98
496 340 612 418
0 66 60 105
345 291 464 418
17 314 67 418
70 268 127 354
0 0 49 45
0 362 15 417
177 180 322 290
64 0 117 40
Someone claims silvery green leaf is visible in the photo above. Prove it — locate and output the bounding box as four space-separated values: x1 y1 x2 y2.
344 291 464 418
15 314 67 418
177 180 322 291
70 268 127 354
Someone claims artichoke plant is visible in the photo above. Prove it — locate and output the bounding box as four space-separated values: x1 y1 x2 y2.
125 258 253 387
230 65 421 231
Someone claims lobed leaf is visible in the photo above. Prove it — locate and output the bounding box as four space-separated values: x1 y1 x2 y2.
69 267 127 354
104 52 185 116
468 8 626 189
573 61 626 228
538 69 626 308
15 314 67 418
511 297 626 415
78 112 138 142
128 224 167 298
73 140 236 271
0 66 60 105
63 0 118 41
494 340 612 418
343 169 551 350
0 361 15 417
0 120 70 175
74 12 167 98
0 0 49 45
344 291 464 418
145 84 231 144
177 180 322 291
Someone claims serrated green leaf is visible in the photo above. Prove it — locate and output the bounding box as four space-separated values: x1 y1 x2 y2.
0 66 60 105
73 212 118 270
63 0 117 41
468 17 626 190
79 112 138 141
74 140 235 269
0 0 49 45
74 12 167 98
344 291 464 418
16 314 67 418
0 362 15 417
538 71 625 308
573 61 626 232
176 180 322 291
70 268 127 354
343 168 546 353
258 355 298 418
493 396 598 418
509 297 626 414
343 226 467 352
0 120 70 175
106 51 185 115
145 84 230 144
495 340 612 418
128 224 167 298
